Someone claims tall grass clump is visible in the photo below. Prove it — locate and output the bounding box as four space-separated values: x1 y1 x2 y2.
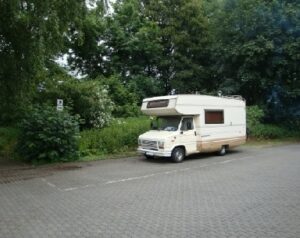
79 117 150 156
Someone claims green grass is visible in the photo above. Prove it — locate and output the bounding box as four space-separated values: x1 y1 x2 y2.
245 137 300 148
2 118 299 163
79 151 139 162
244 122 300 148
0 127 20 160
79 118 300 162
249 123 300 140
79 117 150 159
0 117 150 163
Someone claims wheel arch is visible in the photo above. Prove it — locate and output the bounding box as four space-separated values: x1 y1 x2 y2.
171 145 186 155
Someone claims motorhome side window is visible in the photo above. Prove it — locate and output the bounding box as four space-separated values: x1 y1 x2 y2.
205 110 224 124
180 118 194 131
147 100 169 108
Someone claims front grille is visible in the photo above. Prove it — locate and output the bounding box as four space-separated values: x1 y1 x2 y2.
141 140 158 151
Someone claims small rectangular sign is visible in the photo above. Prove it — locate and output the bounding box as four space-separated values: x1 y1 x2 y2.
57 99 63 111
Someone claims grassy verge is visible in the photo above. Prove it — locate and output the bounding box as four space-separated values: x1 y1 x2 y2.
79 150 139 162
79 120 300 162
79 138 300 162
79 117 150 160
0 117 150 163
0 127 20 160
79 118 300 161
249 123 300 139
1 118 299 163
245 137 300 148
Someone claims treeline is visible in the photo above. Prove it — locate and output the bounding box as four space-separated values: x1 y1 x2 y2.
0 0 299 125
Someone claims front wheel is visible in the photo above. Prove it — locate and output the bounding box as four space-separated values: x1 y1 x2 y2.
144 154 154 159
171 147 185 163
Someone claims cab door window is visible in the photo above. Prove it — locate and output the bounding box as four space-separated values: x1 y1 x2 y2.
180 118 194 131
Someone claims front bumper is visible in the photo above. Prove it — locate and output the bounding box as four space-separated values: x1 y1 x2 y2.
137 147 171 157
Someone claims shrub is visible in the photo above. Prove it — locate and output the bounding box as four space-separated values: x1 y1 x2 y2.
0 127 20 159
247 105 264 129
79 117 150 156
246 106 300 139
250 124 294 139
283 118 300 132
17 106 80 163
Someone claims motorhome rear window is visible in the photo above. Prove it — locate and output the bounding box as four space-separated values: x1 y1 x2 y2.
205 110 224 124
147 100 169 108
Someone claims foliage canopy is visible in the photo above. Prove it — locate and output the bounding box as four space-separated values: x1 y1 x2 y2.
0 0 299 124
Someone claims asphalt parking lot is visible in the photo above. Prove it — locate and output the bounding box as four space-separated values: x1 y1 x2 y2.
0 144 300 238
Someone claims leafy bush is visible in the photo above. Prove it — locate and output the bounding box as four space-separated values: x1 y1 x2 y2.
0 99 29 126
0 127 20 159
17 106 80 163
246 106 300 139
247 105 264 130
79 117 150 156
250 124 298 139
36 78 114 128
282 118 300 132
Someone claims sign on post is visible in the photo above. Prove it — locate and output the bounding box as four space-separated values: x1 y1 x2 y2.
57 99 64 111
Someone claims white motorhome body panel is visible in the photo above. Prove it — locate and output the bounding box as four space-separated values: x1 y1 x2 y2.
141 95 244 116
200 107 246 151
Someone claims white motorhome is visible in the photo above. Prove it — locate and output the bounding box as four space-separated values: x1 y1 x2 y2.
137 94 246 162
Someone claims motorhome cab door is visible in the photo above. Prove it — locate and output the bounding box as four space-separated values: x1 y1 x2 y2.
177 117 198 155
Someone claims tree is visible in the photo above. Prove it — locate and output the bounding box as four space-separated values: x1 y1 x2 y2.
108 0 162 78
97 75 140 117
144 0 211 93
0 0 87 123
211 0 300 111
69 0 165 98
70 0 211 96
68 2 111 78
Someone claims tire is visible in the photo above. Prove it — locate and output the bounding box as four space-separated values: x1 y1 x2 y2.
144 154 154 159
171 147 185 163
218 145 227 156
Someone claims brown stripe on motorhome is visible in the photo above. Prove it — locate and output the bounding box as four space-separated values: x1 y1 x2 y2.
197 136 246 152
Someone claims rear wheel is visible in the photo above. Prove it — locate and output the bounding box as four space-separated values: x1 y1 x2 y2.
171 147 185 163
218 145 227 156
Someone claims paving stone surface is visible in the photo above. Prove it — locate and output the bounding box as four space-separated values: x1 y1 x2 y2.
0 144 300 238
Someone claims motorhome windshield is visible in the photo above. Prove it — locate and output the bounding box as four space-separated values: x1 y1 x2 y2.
151 116 181 131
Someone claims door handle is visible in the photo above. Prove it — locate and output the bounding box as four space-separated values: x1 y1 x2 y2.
194 131 197 136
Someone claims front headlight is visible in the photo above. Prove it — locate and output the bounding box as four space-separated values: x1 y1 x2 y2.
138 139 142 146
158 141 165 149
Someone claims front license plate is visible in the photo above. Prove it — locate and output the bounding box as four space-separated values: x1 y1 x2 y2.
146 152 154 156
